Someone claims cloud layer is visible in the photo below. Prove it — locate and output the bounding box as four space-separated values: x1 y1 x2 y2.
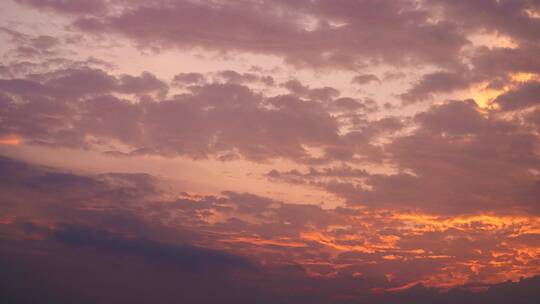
1 0 540 302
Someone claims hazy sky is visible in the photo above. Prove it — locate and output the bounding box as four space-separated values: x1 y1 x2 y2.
1 0 540 303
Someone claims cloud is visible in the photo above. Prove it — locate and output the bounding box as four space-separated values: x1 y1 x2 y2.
11 0 472 69
367 276 540 304
400 70 472 103
2 62 540 216
172 72 206 86
267 99 540 215
52 224 256 272
2 156 540 302
414 99 487 134
493 81 540 111
352 73 381 86
0 66 387 163
2 1 540 301
361 100 540 214
0 27 60 59
470 45 540 79
15 0 107 14
427 0 540 43
400 43 540 104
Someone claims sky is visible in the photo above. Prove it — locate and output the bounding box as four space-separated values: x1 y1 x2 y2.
1 0 540 303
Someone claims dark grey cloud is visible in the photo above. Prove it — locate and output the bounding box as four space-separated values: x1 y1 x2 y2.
328 97 374 112
9 0 539 106
414 99 488 134
526 107 540 130
1 156 540 303
400 70 473 103
0 66 385 163
470 44 540 79
13 0 472 69
365 102 540 214
352 73 381 86
117 72 168 95
2 1 540 299
172 72 206 85
0 27 60 59
267 100 540 215
52 224 256 272
401 43 540 104
367 276 540 304
2 63 540 216
493 81 540 111
11 0 540 107
216 70 259 84
280 79 340 101
15 0 107 14
427 0 540 43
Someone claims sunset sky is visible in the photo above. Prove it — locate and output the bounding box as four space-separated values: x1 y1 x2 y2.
1 0 540 303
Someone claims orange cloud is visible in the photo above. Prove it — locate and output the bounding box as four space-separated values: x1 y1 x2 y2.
0 135 21 145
